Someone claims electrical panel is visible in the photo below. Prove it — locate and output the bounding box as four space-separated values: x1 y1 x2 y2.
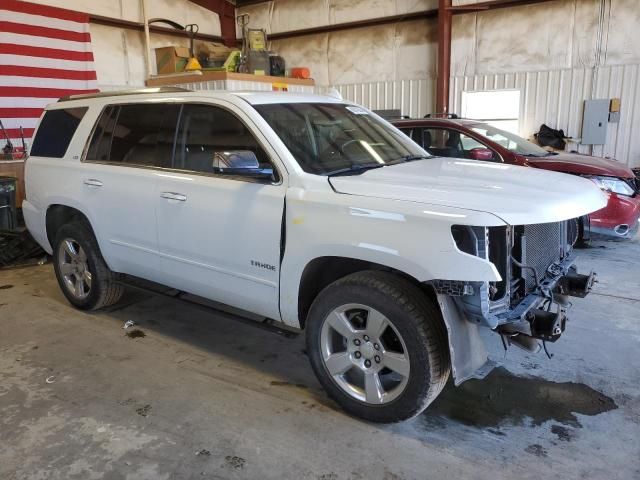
581 99 610 145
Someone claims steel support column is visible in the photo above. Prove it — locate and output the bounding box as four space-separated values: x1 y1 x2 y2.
188 0 237 46
436 0 453 114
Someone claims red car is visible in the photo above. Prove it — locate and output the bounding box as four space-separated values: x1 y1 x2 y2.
392 116 640 240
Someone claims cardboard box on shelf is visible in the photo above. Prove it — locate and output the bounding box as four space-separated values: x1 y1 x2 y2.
197 42 232 67
155 46 190 75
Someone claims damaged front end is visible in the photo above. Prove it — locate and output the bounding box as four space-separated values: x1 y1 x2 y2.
432 220 595 382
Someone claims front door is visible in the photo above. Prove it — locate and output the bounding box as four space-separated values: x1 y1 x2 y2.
156 103 285 320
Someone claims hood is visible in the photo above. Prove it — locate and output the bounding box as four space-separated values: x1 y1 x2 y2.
526 152 633 178
329 158 607 226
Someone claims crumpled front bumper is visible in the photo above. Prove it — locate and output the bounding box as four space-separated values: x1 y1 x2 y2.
434 253 596 385
491 253 595 342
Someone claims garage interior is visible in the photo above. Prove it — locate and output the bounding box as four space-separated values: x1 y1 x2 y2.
1 1 640 479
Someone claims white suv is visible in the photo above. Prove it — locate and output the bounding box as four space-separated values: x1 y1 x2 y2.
24 88 606 422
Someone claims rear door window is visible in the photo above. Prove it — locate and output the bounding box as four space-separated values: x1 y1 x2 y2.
30 108 88 158
86 103 180 168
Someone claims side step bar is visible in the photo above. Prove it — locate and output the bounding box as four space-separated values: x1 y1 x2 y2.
116 276 299 339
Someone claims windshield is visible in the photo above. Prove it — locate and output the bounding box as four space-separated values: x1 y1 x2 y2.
255 103 428 174
469 123 550 157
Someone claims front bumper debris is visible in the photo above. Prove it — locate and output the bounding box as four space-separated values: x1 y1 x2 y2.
493 259 596 345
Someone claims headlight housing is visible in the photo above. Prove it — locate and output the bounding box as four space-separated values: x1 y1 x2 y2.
586 175 635 197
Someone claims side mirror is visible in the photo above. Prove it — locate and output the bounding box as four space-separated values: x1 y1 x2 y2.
468 148 495 161
212 150 274 179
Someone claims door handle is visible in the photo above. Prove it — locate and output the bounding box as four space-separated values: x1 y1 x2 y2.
83 179 103 187
160 192 187 202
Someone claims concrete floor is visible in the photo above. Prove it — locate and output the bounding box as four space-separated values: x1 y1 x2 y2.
1 235 639 480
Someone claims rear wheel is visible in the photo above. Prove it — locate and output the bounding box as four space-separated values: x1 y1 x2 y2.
53 222 124 310
306 271 450 423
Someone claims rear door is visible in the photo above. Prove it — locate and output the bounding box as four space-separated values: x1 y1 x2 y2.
82 102 180 281
155 102 285 320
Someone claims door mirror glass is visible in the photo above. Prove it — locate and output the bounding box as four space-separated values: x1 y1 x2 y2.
213 150 273 179
468 147 495 161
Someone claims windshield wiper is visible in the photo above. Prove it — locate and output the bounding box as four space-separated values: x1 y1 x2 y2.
325 163 385 177
394 154 431 162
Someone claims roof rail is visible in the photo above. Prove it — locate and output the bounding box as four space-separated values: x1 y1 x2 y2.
424 113 460 119
373 109 410 120
58 86 192 102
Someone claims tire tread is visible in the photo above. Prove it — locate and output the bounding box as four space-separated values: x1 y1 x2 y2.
54 222 124 311
307 270 451 423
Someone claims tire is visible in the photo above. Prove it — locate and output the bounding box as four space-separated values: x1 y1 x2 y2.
574 216 590 248
53 221 124 310
305 270 450 423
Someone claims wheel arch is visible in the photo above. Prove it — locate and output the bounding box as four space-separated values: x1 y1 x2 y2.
297 255 437 330
45 204 96 249
295 256 491 387
44 203 119 273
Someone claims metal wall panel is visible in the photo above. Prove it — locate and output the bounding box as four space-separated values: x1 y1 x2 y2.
450 64 640 168
317 78 436 119
181 80 313 93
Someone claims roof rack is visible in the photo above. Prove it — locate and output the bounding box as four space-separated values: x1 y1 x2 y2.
424 113 460 119
373 109 410 120
58 86 192 102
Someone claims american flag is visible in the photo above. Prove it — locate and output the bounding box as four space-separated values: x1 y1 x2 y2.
0 0 98 149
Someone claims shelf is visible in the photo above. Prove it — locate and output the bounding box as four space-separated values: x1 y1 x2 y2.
145 71 314 87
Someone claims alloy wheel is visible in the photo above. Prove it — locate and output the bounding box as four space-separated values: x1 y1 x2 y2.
58 238 92 300
319 303 410 405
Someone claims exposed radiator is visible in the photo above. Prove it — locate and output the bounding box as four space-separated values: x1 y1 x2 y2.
522 221 567 291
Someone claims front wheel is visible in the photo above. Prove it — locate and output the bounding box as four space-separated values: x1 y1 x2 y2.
306 271 451 423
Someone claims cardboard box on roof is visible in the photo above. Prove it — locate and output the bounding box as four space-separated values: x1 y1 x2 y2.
155 46 190 74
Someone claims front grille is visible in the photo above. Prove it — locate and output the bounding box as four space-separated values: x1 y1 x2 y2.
522 222 565 291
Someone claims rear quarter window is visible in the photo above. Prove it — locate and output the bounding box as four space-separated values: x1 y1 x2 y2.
30 107 88 158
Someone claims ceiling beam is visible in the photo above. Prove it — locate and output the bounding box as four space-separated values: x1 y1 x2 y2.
235 0 272 5
449 0 556 14
267 9 438 41
264 0 556 42
89 14 224 42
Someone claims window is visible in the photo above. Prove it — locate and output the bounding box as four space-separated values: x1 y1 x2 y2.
86 103 180 168
459 133 487 151
174 104 271 176
30 107 87 158
461 90 520 134
469 123 550 157
407 127 497 161
256 103 425 175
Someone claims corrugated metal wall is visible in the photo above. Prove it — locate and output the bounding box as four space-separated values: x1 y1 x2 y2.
317 64 640 168
318 78 436 119
182 80 313 93
450 64 640 167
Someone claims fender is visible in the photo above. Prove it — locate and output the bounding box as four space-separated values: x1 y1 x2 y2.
279 189 505 328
